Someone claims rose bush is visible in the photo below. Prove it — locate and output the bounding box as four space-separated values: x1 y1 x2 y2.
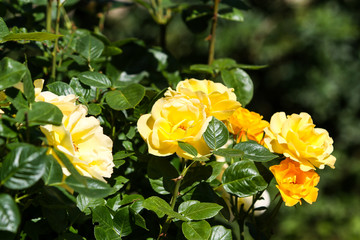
0 1 338 240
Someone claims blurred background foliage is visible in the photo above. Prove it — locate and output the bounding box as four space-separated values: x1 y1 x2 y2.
1 0 359 239
103 0 360 239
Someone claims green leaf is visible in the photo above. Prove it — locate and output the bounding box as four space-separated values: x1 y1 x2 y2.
76 34 104 61
46 82 76 96
92 206 120 235
0 121 17 138
65 175 113 198
88 103 102 116
221 68 253 106
203 117 229 150
22 70 34 102
143 196 188 221
190 64 214 75
76 195 106 215
119 194 144 206
2 32 62 43
178 200 199 214
181 202 223 220
130 207 148 230
233 141 278 162
0 194 20 233
206 161 226 182
105 84 145 110
218 8 244 22
113 206 132 237
182 220 212 240
178 141 198 157
42 155 63 185
0 144 47 190
209 225 232 240
211 58 237 70
102 46 123 56
0 57 27 90
0 17 10 39
236 64 268 70
78 71 112 88
94 226 121 240
222 160 267 198
213 148 244 158
28 101 63 126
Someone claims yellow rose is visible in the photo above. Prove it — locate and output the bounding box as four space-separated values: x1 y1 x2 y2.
14 79 78 116
34 79 78 116
41 105 114 182
227 107 269 144
137 95 211 158
270 158 320 207
264 112 336 171
166 79 241 120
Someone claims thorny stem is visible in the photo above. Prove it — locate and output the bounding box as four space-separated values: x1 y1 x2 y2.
158 159 196 239
51 0 61 82
208 0 220 65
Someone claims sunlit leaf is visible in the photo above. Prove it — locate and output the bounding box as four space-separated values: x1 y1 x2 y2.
233 141 278 162
0 194 20 233
182 220 211 240
221 68 253 106
203 117 229 150
0 144 47 190
222 160 267 198
0 57 27 90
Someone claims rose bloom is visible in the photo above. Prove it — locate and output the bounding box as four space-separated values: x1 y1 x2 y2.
137 95 211 158
14 79 77 116
166 79 241 121
227 107 269 144
264 112 336 171
34 79 78 116
41 105 114 182
270 158 320 207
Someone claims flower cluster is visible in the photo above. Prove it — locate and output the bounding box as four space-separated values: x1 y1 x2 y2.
34 79 114 182
265 112 336 206
137 79 241 159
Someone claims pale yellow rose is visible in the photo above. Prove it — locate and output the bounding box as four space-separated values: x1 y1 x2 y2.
34 79 78 116
137 95 211 158
264 112 336 171
41 105 114 182
165 79 241 120
14 79 78 116
270 158 320 207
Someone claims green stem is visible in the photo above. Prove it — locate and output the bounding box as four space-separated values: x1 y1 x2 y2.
46 0 52 33
208 0 220 65
50 0 61 82
158 159 195 239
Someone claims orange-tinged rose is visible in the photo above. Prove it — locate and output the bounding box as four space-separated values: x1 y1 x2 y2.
166 79 241 120
137 95 211 158
270 158 320 207
227 107 269 144
264 112 336 171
